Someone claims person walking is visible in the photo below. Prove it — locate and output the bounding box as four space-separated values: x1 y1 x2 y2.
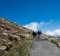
37 30 42 38
32 31 36 38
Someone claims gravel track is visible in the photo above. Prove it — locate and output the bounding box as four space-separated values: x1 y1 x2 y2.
30 36 60 56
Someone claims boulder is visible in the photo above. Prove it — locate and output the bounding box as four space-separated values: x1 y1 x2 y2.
0 46 7 50
13 35 21 41
2 39 7 42
5 42 13 51
9 34 21 41
24 34 30 38
58 42 60 47
2 33 8 36
2 33 8 38
48 38 55 41
19 34 25 39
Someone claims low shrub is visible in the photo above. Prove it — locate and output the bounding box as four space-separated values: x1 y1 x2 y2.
50 40 60 48
19 39 33 56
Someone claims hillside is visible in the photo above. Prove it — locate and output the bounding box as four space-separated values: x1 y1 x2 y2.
0 17 33 56
0 17 60 56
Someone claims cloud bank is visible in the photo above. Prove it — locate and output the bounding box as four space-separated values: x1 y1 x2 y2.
24 22 38 31
46 29 60 37
23 20 52 31
23 20 60 37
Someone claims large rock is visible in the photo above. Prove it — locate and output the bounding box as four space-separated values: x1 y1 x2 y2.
48 38 55 41
24 34 30 38
17 34 25 39
2 33 8 39
5 42 13 51
0 46 7 50
2 33 8 36
9 34 21 41
58 42 60 47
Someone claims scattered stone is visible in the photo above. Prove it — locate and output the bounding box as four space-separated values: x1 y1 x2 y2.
19 34 25 39
8 35 14 41
24 34 30 38
13 35 21 41
48 38 55 41
2 39 7 42
19 27 22 29
0 46 7 50
0 18 33 56
5 42 13 51
8 34 21 41
58 42 60 47
5 27 11 31
2 33 8 36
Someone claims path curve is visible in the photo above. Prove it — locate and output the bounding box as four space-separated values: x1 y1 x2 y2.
30 36 60 56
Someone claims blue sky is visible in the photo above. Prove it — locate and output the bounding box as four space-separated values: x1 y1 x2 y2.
0 0 60 35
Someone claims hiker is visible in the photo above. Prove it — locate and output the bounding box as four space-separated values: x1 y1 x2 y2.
37 30 42 37
32 31 36 38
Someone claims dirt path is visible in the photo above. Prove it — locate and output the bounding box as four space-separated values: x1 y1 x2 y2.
30 36 60 56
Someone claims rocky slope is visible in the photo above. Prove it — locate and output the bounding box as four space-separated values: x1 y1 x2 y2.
0 17 60 56
0 17 33 56
42 34 60 47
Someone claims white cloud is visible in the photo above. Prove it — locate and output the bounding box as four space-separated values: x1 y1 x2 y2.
24 22 38 31
23 20 60 37
46 29 60 37
23 20 53 31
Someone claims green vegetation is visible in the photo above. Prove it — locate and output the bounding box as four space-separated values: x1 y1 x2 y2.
0 18 33 56
50 40 60 48
56 39 60 42
19 38 33 56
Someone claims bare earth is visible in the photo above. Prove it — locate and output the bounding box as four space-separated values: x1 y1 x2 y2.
30 36 60 56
